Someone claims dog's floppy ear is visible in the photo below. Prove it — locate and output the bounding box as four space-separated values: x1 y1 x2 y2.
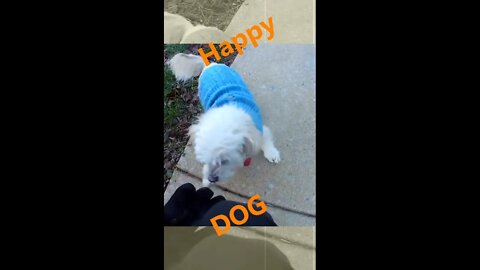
242 135 262 157
241 123 262 156
242 137 254 157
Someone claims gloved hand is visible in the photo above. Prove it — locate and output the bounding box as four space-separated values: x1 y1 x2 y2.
164 183 226 226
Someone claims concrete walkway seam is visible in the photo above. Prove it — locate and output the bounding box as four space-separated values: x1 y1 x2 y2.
173 168 316 218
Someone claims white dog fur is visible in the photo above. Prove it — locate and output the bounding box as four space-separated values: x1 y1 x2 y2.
167 53 281 187
164 12 229 43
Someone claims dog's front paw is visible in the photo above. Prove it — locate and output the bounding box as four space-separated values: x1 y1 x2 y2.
202 178 211 187
263 147 281 163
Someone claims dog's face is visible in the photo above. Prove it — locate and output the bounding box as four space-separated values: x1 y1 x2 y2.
202 146 246 183
189 105 262 185
194 132 255 184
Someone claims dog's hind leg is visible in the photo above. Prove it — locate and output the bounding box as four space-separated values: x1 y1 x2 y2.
261 126 281 163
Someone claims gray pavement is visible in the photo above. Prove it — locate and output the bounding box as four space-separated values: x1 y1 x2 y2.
165 44 316 225
226 0 315 44
165 227 315 270
229 227 315 270
165 169 316 226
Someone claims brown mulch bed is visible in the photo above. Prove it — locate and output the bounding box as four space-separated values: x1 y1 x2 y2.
164 0 245 31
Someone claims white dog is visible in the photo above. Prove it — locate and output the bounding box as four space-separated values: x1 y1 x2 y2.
164 12 229 43
167 53 281 187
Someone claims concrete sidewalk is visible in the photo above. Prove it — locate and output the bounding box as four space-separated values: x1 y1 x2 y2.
164 227 315 270
227 227 315 270
164 44 316 226
226 0 315 44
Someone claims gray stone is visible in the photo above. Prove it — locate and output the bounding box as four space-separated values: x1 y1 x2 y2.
226 0 315 44
225 0 267 42
228 227 316 270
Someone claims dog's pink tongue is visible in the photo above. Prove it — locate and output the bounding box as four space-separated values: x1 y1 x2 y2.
244 158 252 167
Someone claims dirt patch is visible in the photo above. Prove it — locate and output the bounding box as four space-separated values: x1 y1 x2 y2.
164 44 239 191
164 0 245 31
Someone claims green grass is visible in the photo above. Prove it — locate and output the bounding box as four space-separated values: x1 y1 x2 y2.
164 67 176 99
163 44 198 126
164 100 185 126
164 68 190 126
164 44 191 126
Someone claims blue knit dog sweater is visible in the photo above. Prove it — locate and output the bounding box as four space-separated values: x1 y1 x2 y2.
199 64 263 133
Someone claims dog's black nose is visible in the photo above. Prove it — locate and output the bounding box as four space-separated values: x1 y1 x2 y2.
208 175 219 182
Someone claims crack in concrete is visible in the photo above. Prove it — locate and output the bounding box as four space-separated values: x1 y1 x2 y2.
173 167 316 218
238 227 315 250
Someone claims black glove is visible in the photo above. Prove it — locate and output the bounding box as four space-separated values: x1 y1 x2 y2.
164 183 226 226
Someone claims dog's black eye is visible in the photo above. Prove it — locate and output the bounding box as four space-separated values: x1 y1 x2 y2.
221 160 229 165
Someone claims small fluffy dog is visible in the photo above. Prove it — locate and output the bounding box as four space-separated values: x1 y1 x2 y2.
167 53 281 187
164 12 229 43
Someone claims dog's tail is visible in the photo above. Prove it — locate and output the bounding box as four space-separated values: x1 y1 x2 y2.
167 53 206 82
